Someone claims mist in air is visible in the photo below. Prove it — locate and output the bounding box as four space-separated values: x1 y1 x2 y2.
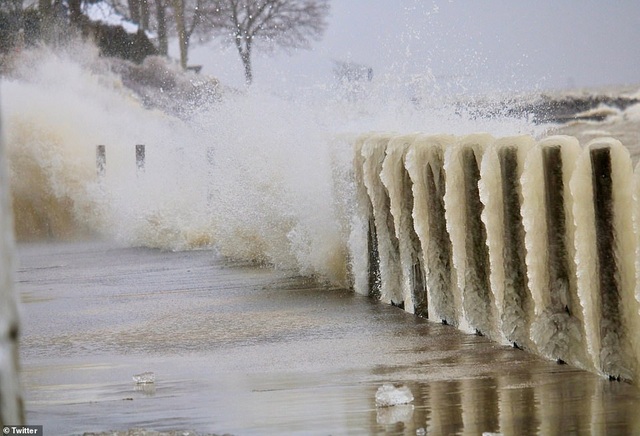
3 0 638 285
193 1 640 93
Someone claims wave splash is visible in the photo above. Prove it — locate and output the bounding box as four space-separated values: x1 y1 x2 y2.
1 41 538 284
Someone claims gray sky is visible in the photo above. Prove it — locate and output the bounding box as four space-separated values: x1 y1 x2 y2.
191 0 640 93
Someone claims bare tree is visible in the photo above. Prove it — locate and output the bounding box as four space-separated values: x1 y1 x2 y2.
207 0 330 85
128 0 150 29
172 0 209 68
154 0 168 54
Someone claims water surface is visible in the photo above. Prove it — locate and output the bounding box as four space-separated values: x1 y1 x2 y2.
16 242 640 435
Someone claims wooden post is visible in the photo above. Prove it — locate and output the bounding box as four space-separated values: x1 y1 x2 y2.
590 146 623 378
542 145 571 310
425 152 455 325
0 107 24 426
96 144 106 177
367 217 381 299
461 146 492 336
498 145 531 348
136 144 145 174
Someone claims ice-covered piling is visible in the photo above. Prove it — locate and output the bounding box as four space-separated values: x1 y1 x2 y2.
361 134 403 305
405 135 460 325
353 132 640 384
353 133 379 297
480 136 535 349
634 160 640 312
445 134 498 338
380 133 425 314
522 136 588 368
571 138 639 381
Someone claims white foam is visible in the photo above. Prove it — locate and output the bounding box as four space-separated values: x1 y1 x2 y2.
3 42 543 288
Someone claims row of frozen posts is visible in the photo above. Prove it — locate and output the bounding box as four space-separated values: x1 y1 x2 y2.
354 132 640 384
95 144 146 176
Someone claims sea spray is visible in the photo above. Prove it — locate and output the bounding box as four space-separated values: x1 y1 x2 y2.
3 43 207 246
196 89 358 283
2 41 540 287
3 43 350 283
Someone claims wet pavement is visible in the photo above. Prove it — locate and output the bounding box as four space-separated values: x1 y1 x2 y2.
15 242 640 435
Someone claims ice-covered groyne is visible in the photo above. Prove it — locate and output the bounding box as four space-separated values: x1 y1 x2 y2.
352 132 640 382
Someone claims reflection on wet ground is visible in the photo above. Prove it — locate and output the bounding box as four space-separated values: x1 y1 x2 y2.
16 242 640 435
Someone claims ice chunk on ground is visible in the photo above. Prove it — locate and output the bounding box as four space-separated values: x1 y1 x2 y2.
375 383 414 407
376 404 414 425
132 372 155 384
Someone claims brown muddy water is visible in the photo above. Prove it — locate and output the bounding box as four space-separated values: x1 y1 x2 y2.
15 242 640 435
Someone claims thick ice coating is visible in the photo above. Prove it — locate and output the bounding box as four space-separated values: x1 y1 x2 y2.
354 131 640 385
